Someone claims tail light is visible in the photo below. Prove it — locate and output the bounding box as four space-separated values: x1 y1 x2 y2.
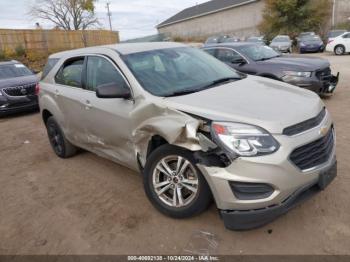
35 83 40 95
328 40 334 44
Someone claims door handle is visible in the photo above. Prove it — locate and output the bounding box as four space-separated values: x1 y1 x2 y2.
84 100 92 110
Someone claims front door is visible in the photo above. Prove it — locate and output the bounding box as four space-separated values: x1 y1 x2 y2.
79 55 137 169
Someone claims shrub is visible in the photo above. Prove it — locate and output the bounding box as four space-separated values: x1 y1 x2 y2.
0 50 5 60
15 45 26 57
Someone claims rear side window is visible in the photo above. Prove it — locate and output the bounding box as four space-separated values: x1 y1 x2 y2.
55 57 84 88
343 34 350 39
41 58 59 80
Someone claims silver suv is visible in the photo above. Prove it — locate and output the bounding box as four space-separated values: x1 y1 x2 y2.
39 42 337 230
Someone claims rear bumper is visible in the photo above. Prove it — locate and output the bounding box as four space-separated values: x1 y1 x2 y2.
221 161 337 231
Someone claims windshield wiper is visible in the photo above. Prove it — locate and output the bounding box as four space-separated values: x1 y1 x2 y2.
255 55 281 62
165 77 241 97
165 89 200 97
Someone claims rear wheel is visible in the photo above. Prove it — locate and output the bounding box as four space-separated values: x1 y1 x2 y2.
334 45 345 55
46 116 78 158
143 145 212 218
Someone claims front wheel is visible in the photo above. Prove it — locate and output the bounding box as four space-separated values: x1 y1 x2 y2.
143 145 212 218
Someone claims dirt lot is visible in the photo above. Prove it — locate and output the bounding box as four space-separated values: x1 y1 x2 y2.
0 53 349 255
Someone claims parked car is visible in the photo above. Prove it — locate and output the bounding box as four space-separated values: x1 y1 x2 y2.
297 35 325 53
40 43 337 230
202 43 339 95
298 32 316 39
246 36 266 45
221 37 241 43
0 60 39 116
327 30 347 41
204 35 241 46
269 35 292 53
326 32 350 55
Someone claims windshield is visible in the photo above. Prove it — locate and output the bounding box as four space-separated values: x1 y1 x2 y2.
247 37 262 42
123 47 242 97
328 31 346 38
0 63 33 79
301 35 322 42
238 45 280 61
272 36 290 42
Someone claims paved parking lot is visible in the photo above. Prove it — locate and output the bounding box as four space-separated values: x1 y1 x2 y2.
0 53 349 255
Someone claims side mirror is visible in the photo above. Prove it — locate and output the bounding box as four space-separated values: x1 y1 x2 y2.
96 83 131 99
231 58 246 65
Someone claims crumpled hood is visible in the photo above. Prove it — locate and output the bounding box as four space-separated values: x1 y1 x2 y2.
164 76 324 134
0 75 38 89
259 55 330 71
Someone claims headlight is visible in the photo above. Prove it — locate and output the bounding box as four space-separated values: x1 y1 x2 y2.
211 122 279 157
283 71 312 78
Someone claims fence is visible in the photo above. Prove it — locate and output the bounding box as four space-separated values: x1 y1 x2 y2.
0 29 119 53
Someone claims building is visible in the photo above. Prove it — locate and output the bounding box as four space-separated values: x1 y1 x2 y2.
157 0 264 40
157 0 350 40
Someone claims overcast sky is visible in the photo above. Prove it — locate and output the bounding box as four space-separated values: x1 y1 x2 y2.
0 0 208 40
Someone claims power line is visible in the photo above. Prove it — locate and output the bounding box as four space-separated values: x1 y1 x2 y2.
106 2 113 31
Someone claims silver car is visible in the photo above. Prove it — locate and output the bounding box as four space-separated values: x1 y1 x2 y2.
270 35 293 53
39 42 337 230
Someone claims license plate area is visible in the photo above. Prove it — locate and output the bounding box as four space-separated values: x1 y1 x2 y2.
318 161 337 190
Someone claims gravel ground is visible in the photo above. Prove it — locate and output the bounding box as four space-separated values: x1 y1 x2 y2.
0 53 349 255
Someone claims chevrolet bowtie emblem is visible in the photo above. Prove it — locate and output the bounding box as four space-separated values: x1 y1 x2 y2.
320 126 329 136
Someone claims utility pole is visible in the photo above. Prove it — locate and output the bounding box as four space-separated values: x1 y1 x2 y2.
332 0 336 28
106 2 113 31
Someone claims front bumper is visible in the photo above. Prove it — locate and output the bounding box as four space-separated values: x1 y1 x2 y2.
0 94 39 116
221 161 337 230
300 45 324 53
282 72 339 95
198 115 336 230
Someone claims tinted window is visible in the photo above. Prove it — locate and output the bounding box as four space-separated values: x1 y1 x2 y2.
123 47 242 97
272 36 290 42
86 56 128 91
238 45 280 61
55 58 84 88
203 49 216 56
0 63 33 80
216 49 243 63
42 58 60 80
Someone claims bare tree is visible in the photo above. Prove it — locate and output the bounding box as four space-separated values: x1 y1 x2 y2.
29 0 100 30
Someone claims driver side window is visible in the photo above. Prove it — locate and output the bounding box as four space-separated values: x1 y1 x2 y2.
216 49 244 64
86 56 129 92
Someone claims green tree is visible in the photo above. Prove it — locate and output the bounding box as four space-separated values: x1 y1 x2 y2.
29 0 99 30
259 0 332 40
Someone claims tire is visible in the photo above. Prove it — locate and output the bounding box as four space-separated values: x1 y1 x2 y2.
334 45 345 55
45 116 78 158
143 144 212 219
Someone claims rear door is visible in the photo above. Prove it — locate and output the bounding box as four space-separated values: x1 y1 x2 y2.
78 55 137 168
54 56 88 145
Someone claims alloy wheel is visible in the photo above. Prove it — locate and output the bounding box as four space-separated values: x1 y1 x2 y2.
47 123 64 155
152 155 199 208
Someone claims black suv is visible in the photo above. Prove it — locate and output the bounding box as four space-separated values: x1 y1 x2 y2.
0 60 39 116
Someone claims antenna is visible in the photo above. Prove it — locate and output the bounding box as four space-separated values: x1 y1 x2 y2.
106 2 113 31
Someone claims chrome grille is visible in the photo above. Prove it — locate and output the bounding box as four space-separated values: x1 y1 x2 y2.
283 108 326 136
3 83 36 97
290 127 335 171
